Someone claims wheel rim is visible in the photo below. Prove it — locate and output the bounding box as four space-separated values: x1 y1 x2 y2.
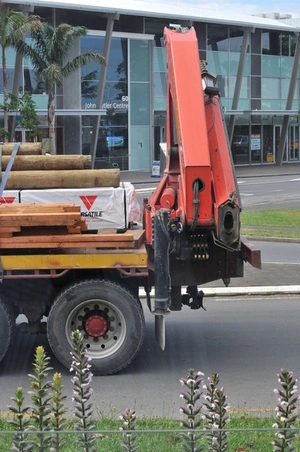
65 297 127 359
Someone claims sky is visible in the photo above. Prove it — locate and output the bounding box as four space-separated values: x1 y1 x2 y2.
149 0 300 19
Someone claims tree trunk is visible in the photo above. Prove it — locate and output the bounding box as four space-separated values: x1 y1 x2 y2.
2 49 8 141
48 79 56 154
3 168 120 189
1 142 43 154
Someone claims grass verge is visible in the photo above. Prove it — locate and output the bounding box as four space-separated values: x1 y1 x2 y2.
241 208 300 239
0 415 299 451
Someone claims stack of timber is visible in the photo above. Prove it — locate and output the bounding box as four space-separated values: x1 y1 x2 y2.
0 203 144 250
1 142 120 188
0 143 132 250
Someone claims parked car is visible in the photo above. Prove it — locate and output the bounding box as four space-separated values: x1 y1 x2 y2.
232 135 249 152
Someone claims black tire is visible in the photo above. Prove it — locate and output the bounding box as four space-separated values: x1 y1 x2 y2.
47 279 145 375
0 297 15 363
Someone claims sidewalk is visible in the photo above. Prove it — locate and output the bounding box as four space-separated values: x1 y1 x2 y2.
122 162 300 297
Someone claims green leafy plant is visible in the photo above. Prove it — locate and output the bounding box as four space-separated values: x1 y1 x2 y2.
28 345 53 451
50 372 68 451
8 386 32 452
19 91 40 139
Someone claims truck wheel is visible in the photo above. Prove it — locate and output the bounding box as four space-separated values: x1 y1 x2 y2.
0 298 15 362
47 279 145 375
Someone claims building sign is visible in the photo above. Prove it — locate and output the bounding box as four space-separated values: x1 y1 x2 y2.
84 96 128 111
251 134 261 151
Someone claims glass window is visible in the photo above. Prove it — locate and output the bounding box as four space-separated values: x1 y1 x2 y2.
130 40 149 82
207 51 228 76
281 34 290 56
82 119 128 170
228 76 249 99
23 68 45 94
229 53 250 76
81 36 128 98
0 68 20 93
263 125 273 163
262 78 280 99
130 82 150 125
280 56 293 78
153 47 166 72
0 46 17 66
231 126 250 164
261 99 282 110
262 31 280 55
250 125 262 163
229 28 244 52
207 25 229 51
153 72 166 97
262 55 281 77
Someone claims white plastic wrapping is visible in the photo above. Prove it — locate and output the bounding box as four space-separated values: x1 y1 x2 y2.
0 190 20 205
20 183 141 230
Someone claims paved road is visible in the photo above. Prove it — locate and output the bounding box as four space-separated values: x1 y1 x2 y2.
1 295 300 417
134 174 300 212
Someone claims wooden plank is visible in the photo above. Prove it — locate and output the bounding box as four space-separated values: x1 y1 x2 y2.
0 231 134 243
0 230 145 250
0 212 82 227
0 203 80 213
0 236 135 249
0 240 135 249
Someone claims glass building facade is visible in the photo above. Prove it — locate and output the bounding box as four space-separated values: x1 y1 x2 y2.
1 4 300 169
152 22 300 165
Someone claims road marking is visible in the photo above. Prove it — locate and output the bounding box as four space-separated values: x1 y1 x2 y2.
238 177 300 186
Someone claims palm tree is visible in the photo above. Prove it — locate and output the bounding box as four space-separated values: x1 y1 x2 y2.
0 6 41 139
17 22 105 153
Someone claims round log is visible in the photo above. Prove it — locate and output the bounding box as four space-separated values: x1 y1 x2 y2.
1 155 91 171
1 142 43 155
3 169 120 189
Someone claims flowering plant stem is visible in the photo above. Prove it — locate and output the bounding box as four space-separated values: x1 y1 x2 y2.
273 369 299 451
179 368 205 451
70 329 96 452
203 373 230 451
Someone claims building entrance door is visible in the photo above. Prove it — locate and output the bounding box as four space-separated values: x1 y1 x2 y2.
288 125 299 161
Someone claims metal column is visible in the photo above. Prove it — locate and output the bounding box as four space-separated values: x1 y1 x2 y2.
90 13 119 169
227 28 253 145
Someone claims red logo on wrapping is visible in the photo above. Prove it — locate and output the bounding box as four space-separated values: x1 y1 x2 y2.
80 195 97 211
0 197 15 205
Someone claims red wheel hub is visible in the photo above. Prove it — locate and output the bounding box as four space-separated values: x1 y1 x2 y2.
85 313 108 337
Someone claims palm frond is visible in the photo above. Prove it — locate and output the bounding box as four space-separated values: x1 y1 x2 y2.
63 51 105 77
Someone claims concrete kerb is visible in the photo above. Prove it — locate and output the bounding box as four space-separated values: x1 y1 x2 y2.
139 285 300 299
